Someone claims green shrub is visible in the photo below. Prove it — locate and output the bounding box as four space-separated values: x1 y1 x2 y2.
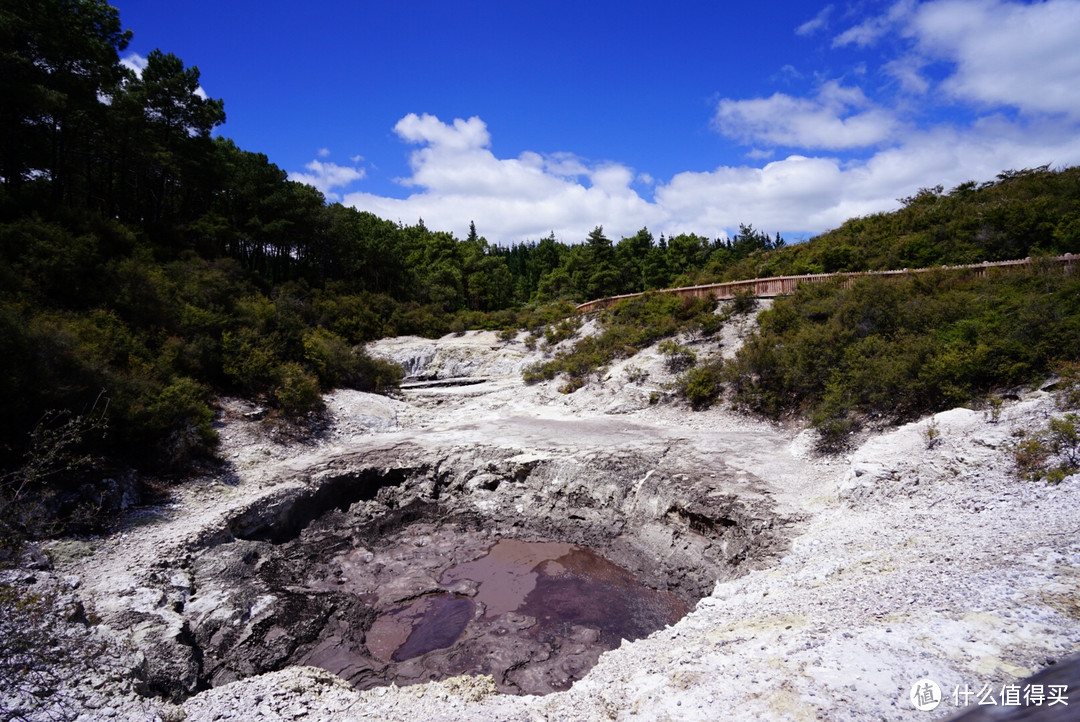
813 414 860 454
137 377 217 468
693 308 725 336
221 328 280 394
728 268 1080 430
624 365 648 384
349 348 404 393
272 362 323 415
1056 361 1080 409
1 403 108 555
302 328 355 388
1048 414 1080 469
1010 413 1079 482
542 317 581 347
730 288 758 315
521 293 719 391
659 341 697 373
680 359 725 410
923 419 942 449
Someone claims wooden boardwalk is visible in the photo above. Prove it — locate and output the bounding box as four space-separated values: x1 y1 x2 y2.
575 254 1078 313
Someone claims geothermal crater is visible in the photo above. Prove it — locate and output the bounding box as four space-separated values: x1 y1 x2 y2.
38 329 1080 721
170 438 785 697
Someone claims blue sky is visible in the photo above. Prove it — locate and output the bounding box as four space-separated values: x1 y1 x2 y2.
114 0 1080 244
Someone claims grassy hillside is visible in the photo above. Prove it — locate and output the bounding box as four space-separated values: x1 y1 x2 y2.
725 263 1079 444
703 165 1080 283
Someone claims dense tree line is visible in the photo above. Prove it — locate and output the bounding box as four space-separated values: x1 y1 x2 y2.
3 1 1080 546
0 0 777 523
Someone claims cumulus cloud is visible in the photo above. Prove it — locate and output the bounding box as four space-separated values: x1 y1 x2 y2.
343 113 665 242
831 0 1080 119
796 5 833 36
910 0 1080 118
288 160 366 200
833 0 917 48
713 81 899 149
656 120 1080 236
316 2 1080 244
335 104 1080 244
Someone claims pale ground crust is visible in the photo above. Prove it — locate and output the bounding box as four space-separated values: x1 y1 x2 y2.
45 313 1080 721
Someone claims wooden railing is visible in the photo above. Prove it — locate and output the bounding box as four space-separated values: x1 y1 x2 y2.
575 254 1078 313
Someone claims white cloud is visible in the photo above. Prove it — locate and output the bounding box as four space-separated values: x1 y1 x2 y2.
833 0 917 48
797 5 833 36
120 52 209 100
395 113 491 153
342 114 665 242
910 0 1080 118
120 53 147 74
656 118 1080 237
832 0 1080 118
313 2 1080 245
331 102 1080 244
317 147 331 158
713 81 899 149
656 156 848 236
882 55 930 94
288 160 366 200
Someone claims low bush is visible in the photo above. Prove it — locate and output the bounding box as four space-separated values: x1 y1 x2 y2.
727 266 1080 442
659 341 697 374
272 362 323 416
730 288 758 315
522 293 720 391
0 402 109 557
624 365 649 384
542 317 582 347
1012 414 1080 482
812 413 861 454
679 359 726 410
1055 361 1080 410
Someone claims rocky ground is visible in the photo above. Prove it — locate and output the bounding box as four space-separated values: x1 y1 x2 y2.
6 304 1080 721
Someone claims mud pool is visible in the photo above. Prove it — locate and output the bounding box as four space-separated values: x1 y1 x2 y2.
164 437 781 701
291 521 691 695
367 539 687 678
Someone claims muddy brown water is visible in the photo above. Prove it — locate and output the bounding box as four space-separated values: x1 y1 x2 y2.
365 538 687 678
214 499 715 696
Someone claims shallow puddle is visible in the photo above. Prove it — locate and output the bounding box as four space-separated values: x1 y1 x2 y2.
367 593 475 662
365 537 688 686
519 546 688 648
441 538 577 617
